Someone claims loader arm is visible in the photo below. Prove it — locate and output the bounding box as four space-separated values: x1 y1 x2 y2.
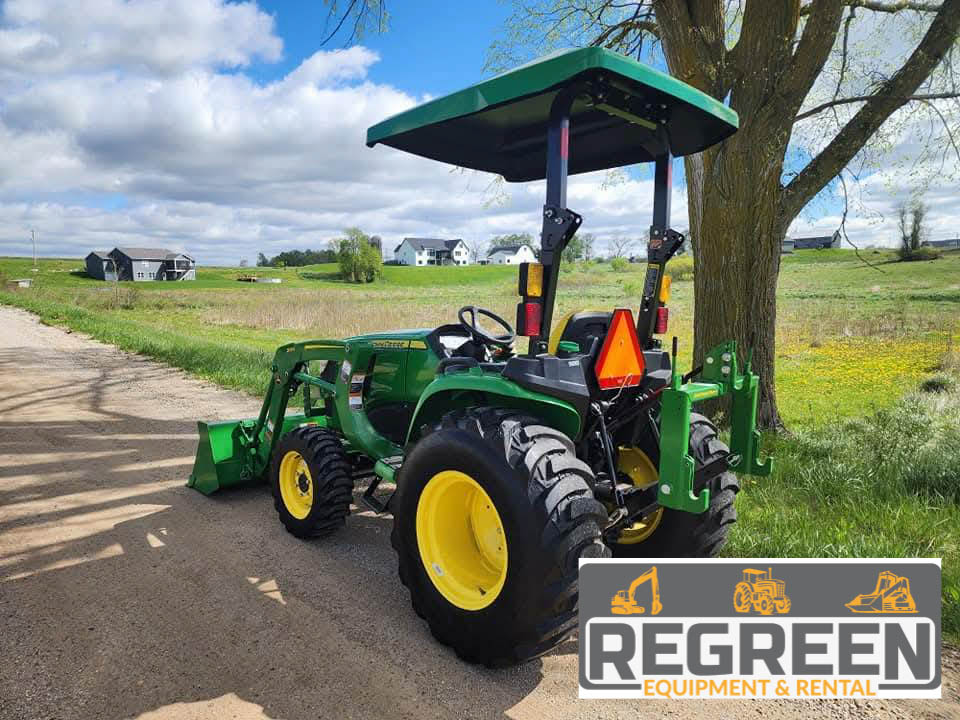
246 340 347 477
189 340 349 495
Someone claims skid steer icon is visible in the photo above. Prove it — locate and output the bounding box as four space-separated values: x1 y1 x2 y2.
611 566 662 615
846 571 917 613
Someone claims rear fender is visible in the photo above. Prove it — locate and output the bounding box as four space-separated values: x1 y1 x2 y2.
406 370 582 443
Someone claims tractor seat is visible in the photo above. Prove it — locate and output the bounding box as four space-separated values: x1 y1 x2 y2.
554 310 673 390
555 311 612 355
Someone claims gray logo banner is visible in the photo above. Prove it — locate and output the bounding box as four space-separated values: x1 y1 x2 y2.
578 558 941 698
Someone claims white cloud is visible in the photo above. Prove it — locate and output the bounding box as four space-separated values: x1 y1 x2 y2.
0 1 671 264
0 0 281 74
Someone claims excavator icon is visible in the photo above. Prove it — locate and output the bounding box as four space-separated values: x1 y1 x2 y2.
846 570 917 613
611 566 662 615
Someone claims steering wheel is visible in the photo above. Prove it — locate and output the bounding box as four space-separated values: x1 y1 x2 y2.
458 306 516 349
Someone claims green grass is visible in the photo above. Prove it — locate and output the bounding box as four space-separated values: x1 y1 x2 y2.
3 250 960 634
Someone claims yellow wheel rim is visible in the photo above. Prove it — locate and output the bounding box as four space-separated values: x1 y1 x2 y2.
616 447 664 545
278 450 313 520
415 470 508 611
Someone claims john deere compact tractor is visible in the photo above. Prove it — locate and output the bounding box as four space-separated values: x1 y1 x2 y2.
189 48 772 666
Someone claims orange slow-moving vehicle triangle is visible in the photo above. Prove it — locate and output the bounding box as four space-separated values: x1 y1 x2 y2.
595 308 646 390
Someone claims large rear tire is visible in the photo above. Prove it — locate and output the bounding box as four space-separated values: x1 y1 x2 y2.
270 426 353 538
611 413 739 558
392 407 610 666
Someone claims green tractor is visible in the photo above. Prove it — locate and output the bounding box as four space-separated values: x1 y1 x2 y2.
189 47 772 666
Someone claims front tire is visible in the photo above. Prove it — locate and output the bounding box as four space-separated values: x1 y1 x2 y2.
270 426 353 538
392 408 610 666
611 413 739 557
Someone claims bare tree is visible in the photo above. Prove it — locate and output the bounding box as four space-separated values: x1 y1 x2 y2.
462 237 490 264
491 0 960 428
898 199 930 259
608 236 638 258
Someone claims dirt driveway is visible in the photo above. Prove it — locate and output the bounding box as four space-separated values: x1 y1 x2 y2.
0 306 956 720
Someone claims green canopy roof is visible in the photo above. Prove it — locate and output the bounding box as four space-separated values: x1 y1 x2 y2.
366 48 738 182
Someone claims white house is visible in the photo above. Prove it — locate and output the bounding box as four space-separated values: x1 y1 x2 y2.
394 238 471 266
487 244 537 265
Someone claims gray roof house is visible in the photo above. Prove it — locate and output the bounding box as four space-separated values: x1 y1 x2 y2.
922 238 960 249
784 230 841 252
101 247 196 281
394 237 470 266
486 244 538 265
85 251 117 281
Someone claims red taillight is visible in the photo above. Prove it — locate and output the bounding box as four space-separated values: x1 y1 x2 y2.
522 301 542 336
655 306 669 334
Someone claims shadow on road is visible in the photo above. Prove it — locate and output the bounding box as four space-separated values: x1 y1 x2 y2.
0 351 546 719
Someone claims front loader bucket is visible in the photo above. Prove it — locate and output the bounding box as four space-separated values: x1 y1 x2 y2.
845 594 881 613
188 419 254 495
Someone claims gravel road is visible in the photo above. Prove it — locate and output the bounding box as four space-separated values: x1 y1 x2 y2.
0 306 956 720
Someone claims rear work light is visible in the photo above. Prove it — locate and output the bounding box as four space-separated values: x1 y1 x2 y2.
655 306 669 334
659 274 672 303
518 262 543 298
516 300 542 337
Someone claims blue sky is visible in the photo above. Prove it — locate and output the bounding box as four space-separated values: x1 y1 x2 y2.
219 1 849 231
253 1 510 94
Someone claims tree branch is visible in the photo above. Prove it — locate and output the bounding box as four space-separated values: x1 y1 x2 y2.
652 0 725 94
777 0 845 113
801 1 942 14
795 91 960 119
919 97 960 163
782 0 960 220
594 19 660 46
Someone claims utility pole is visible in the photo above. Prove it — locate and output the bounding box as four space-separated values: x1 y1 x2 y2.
30 229 37 268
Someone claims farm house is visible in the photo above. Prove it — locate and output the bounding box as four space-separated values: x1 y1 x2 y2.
86 248 196 281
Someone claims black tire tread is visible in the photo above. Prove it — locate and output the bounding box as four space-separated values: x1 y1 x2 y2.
687 413 740 557
612 412 739 557
270 426 353 539
391 407 610 666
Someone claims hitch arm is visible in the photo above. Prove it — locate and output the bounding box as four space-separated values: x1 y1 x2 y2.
727 360 773 477
656 341 773 514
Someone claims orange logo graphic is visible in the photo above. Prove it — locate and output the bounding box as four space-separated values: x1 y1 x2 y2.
611 566 662 615
733 567 791 615
846 570 917 613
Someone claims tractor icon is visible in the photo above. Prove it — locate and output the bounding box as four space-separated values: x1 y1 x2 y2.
733 567 791 615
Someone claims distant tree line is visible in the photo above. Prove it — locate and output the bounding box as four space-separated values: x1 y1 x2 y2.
255 230 383 283
256 249 337 267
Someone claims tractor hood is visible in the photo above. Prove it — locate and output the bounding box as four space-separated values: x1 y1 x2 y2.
345 329 433 344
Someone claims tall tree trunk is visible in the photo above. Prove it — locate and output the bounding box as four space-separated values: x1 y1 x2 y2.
685 124 790 429
655 0 800 430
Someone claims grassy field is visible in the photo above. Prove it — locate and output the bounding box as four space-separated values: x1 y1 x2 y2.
2 250 959 632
